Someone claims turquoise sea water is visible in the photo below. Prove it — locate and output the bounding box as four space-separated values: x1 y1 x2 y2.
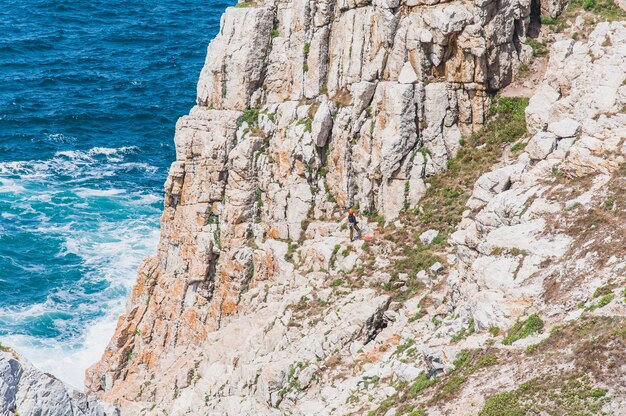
0 0 231 388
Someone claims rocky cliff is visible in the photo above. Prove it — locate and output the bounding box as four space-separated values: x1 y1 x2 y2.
85 1 626 415
0 349 117 416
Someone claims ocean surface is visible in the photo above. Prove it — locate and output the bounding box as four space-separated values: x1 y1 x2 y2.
0 0 231 389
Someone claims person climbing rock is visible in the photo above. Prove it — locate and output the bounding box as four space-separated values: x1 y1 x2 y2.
348 208 362 241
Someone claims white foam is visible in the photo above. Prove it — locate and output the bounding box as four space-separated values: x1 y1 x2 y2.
74 188 126 198
0 178 25 193
130 193 161 205
0 302 122 390
0 146 150 182
0 145 162 389
0 217 160 389
46 133 76 143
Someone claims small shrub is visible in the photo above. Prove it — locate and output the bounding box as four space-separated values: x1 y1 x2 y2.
585 293 614 311
239 108 260 128
296 117 313 133
330 278 344 287
408 311 424 323
409 373 435 397
285 241 296 261
583 0 597 10
526 38 548 56
524 343 539 354
489 326 500 337
502 314 544 345
540 16 558 25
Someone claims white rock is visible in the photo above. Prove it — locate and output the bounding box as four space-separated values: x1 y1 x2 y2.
0 351 118 416
394 363 422 382
548 118 581 138
312 101 333 147
430 262 444 273
419 229 439 245
526 132 558 160
383 386 397 397
398 62 419 84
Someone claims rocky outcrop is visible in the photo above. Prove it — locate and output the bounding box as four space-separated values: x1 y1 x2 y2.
451 20 626 331
0 350 118 416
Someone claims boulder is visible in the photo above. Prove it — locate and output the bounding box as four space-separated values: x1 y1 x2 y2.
526 132 558 160
419 229 439 245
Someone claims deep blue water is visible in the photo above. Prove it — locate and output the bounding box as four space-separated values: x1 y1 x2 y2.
0 0 231 388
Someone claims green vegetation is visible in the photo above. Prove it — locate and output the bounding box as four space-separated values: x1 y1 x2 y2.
285 241 296 261
408 373 435 397
524 343 539 354
450 319 475 342
234 1 255 8
592 284 615 299
585 293 614 311
502 314 544 345
568 0 626 20
296 117 312 133
279 361 307 397
330 278 344 287
239 108 260 128
417 97 528 239
510 141 526 152
0 342 9 352
488 326 500 337
329 244 341 269
271 28 280 38
408 311 424 323
368 212 386 227
368 349 498 415
299 97 534 413
479 373 610 416
433 350 498 401
526 38 548 56
540 16 558 25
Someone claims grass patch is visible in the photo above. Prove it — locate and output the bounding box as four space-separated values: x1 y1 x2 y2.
568 0 626 20
296 117 313 133
285 241 296 262
479 373 610 416
526 38 548 56
502 314 544 345
585 293 614 311
234 1 256 8
330 278 344 287
408 373 436 397
432 350 497 401
416 97 528 239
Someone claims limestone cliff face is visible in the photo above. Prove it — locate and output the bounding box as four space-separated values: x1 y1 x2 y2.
0 350 117 416
85 1 625 415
